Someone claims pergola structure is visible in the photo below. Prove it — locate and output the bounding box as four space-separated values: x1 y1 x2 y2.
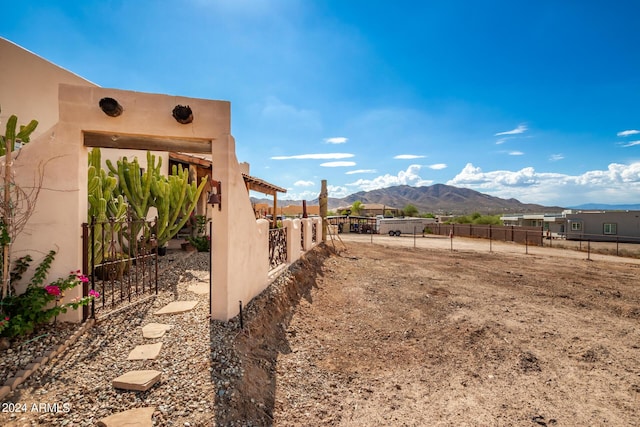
168 152 287 228
242 173 287 228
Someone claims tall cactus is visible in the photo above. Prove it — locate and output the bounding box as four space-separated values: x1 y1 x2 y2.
1 110 39 299
105 151 207 249
0 114 39 156
87 148 128 268
106 151 161 222
152 163 208 248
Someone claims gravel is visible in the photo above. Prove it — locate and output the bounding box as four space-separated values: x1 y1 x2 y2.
0 250 248 426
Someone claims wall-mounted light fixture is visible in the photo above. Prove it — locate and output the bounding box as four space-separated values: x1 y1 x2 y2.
208 180 222 211
99 97 123 117
172 105 193 124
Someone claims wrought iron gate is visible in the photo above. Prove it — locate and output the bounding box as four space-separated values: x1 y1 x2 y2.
81 215 158 320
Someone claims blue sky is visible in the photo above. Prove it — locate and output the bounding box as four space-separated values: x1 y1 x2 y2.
3 0 640 207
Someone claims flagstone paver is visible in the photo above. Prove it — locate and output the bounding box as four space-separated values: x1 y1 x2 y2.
127 342 163 360
153 300 198 315
112 370 162 391
141 323 172 339
187 282 209 295
96 406 155 427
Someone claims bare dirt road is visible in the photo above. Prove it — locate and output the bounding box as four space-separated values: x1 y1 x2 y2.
241 234 640 426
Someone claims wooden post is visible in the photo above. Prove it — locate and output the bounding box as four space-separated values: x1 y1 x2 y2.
320 180 328 243
273 192 278 229
2 131 11 299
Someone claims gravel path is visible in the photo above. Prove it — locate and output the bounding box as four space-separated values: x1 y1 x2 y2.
0 251 245 426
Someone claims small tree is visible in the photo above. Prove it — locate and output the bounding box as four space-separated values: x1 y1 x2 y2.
1 110 39 299
351 200 363 216
403 204 418 217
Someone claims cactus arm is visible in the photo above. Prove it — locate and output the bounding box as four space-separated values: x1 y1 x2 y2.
16 120 38 143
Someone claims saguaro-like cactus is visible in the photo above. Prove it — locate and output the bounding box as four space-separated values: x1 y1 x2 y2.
106 151 161 222
1 110 39 299
0 114 38 155
87 148 128 268
152 163 208 248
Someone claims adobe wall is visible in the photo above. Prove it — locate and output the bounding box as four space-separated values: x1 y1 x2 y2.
0 37 95 138
10 83 235 321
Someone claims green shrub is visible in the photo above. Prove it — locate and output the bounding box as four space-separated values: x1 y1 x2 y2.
0 250 99 338
188 236 210 252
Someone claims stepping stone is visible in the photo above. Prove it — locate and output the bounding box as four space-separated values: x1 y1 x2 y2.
141 323 172 339
154 300 198 315
112 370 161 391
127 342 163 360
188 282 209 295
97 406 155 426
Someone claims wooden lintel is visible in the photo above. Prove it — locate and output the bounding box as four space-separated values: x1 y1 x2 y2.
84 132 213 154
169 152 212 168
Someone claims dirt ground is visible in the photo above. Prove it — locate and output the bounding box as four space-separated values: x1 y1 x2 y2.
235 234 640 426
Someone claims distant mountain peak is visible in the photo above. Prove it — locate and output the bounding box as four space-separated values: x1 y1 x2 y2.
252 184 565 215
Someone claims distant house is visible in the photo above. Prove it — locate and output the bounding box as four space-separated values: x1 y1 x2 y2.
253 203 320 218
565 210 640 242
501 210 640 242
335 203 401 217
500 213 566 236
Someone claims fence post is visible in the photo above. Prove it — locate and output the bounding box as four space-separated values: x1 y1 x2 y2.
616 236 619 256
414 226 416 248
81 223 89 322
90 216 96 319
489 224 492 252
587 240 591 260
525 231 528 254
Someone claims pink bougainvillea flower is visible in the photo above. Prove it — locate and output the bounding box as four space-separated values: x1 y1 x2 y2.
88 289 100 298
45 285 61 296
4 317 9 321
77 274 89 283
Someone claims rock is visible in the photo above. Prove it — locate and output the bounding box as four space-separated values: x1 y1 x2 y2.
96 406 155 426
112 370 162 391
141 323 172 339
154 301 199 315
127 343 163 360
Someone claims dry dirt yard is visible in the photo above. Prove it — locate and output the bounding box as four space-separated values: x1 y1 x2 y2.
240 234 640 426
2 235 640 426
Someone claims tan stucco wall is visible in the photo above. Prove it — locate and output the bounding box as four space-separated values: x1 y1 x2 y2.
2 38 320 323
210 135 271 319
0 37 96 139
7 83 232 321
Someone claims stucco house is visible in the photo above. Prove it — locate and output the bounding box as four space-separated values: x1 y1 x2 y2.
501 209 640 242
565 210 640 242
0 37 322 322
335 203 401 217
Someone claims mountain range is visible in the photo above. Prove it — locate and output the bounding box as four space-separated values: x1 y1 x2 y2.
251 184 567 215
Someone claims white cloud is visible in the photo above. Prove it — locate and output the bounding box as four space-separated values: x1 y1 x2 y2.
320 161 357 167
617 130 640 137
346 165 432 192
495 124 528 136
324 137 348 144
294 180 315 187
509 151 524 156
549 154 564 161
345 169 377 175
496 138 508 145
394 154 426 159
271 153 354 160
285 189 321 200
328 185 350 198
447 162 640 206
622 140 640 147
428 163 447 170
